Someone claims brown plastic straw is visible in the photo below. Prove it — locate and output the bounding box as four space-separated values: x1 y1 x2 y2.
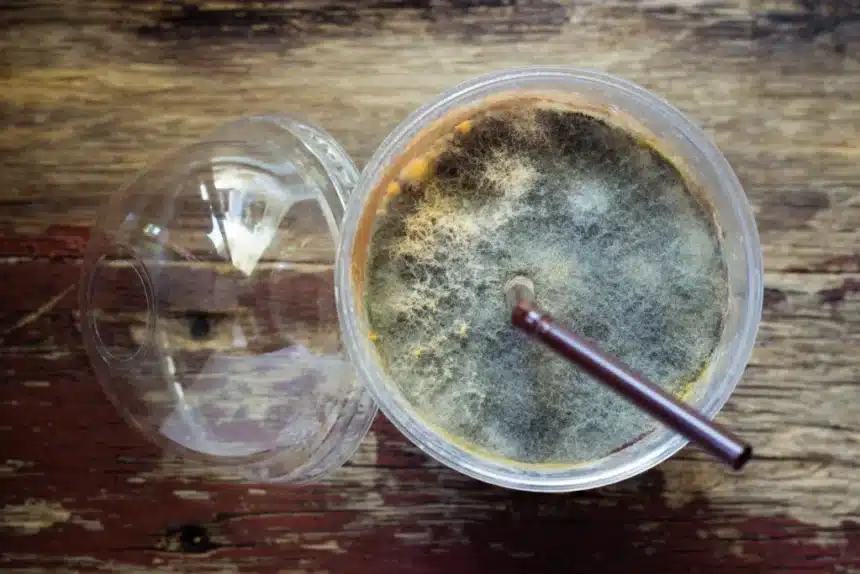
511 301 752 470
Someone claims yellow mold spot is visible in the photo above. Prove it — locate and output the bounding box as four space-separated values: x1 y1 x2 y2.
676 380 697 403
376 197 389 216
400 156 432 184
455 120 472 134
414 348 424 359
386 181 402 197
369 332 379 342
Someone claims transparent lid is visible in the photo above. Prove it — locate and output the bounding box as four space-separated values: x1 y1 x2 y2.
79 116 376 482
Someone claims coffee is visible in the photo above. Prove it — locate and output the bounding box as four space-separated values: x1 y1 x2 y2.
357 94 728 465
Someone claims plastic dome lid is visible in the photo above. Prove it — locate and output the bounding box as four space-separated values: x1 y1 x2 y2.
79 116 376 482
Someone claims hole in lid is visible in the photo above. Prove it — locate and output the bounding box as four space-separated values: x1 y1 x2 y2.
187 313 213 340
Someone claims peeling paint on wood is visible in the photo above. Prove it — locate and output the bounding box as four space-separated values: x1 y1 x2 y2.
173 490 213 502
22 381 51 388
1 500 71 535
70 515 105 532
301 540 346 555
0 460 34 474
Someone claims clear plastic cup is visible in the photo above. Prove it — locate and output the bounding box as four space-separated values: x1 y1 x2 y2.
335 67 763 492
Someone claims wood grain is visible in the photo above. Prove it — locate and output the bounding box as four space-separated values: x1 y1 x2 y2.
1 1 859 572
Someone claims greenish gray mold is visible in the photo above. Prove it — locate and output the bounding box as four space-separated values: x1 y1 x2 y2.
365 104 728 465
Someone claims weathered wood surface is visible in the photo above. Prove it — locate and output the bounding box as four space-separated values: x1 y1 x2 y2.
1 0 859 572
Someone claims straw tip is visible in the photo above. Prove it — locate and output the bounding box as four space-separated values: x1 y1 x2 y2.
732 445 753 470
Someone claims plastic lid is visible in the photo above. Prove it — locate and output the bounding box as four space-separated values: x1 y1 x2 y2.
80 116 376 482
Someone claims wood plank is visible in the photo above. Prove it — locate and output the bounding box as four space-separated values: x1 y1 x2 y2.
1 1 859 572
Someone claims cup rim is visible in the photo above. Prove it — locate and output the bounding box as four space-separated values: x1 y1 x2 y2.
336 66 763 492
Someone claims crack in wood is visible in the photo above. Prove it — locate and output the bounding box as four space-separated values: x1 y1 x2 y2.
763 287 788 309
817 277 860 304
784 254 860 274
155 523 222 554
637 0 860 53
135 0 569 46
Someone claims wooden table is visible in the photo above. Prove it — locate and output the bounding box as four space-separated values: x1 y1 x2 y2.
1 1 859 572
